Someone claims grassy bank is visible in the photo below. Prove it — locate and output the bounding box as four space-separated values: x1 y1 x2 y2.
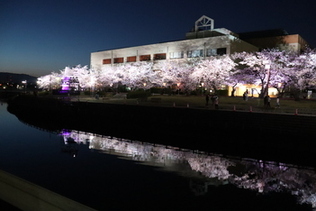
69 94 316 116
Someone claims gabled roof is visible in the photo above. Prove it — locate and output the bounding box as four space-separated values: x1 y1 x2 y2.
195 15 214 32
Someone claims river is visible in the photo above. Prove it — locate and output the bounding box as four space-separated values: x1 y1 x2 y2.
0 101 315 210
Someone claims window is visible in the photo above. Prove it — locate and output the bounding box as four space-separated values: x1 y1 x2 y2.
154 53 166 60
206 49 217 57
217 48 227 55
205 48 227 57
114 57 124 63
102 59 111 64
169 52 184 59
140 55 151 61
187 49 203 58
127 56 136 62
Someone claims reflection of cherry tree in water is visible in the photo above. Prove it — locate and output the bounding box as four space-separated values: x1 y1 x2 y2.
60 130 316 209
228 160 283 192
187 155 232 180
227 160 316 207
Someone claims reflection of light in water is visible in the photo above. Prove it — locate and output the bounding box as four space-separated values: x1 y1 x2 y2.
60 129 316 209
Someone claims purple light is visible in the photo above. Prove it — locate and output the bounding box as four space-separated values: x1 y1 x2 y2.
61 77 70 91
61 129 71 136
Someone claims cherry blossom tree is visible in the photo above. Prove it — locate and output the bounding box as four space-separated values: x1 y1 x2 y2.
229 52 259 96
232 49 296 98
37 48 316 99
116 61 156 90
153 60 182 87
189 55 235 92
234 51 271 98
283 48 316 99
153 59 197 93
37 71 61 90
262 49 301 98
60 65 91 90
58 65 100 91
37 65 97 91
183 58 203 93
98 65 121 89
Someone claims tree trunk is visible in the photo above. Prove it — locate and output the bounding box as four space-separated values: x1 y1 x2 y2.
292 90 301 101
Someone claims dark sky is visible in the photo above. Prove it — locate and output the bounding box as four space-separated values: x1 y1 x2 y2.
1 0 316 77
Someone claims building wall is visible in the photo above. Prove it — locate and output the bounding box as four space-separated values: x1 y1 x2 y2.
230 38 259 54
90 35 258 70
90 16 307 98
241 34 309 53
280 34 309 52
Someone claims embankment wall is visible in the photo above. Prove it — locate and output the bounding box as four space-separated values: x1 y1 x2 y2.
7 96 316 166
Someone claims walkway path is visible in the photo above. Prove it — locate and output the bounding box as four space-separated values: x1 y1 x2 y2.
69 95 316 116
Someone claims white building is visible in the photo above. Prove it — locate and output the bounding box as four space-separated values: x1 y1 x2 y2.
90 15 258 71
90 15 310 97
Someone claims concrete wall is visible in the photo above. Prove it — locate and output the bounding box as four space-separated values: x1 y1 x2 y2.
0 170 96 211
7 96 316 166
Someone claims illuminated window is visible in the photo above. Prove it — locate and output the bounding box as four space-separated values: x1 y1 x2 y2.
170 52 184 59
127 56 136 62
114 57 124 63
187 49 203 58
206 49 217 57
102 59 111 64
140 55 151 61
154 53 166 60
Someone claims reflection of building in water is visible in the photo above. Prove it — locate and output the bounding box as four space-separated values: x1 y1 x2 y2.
60 129 316 209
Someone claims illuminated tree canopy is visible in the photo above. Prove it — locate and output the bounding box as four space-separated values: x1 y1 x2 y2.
37 48 316 97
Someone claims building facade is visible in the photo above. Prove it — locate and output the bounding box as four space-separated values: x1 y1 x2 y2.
90 16 258 71
90 15 310 97
238 28 309 53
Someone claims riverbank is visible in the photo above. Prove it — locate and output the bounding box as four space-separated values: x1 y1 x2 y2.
6 95 316 167
73 93 316 115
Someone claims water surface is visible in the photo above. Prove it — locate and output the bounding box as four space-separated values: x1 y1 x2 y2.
0 102 314 210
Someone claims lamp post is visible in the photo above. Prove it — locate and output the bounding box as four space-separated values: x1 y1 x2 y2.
201 82 204 95
177 83 180 95
264 64 271 97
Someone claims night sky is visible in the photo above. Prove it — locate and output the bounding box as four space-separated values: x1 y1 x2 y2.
1 0 316 77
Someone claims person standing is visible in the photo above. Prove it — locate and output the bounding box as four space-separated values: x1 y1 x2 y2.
245 89 249 101
276 96 280 108
267 95 271 107
214 94 219 109
205 94 209 107
210 94 215 106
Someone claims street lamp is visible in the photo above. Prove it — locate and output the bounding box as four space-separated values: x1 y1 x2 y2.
177 83 180 95
264 64 271 97
201 82 204 95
